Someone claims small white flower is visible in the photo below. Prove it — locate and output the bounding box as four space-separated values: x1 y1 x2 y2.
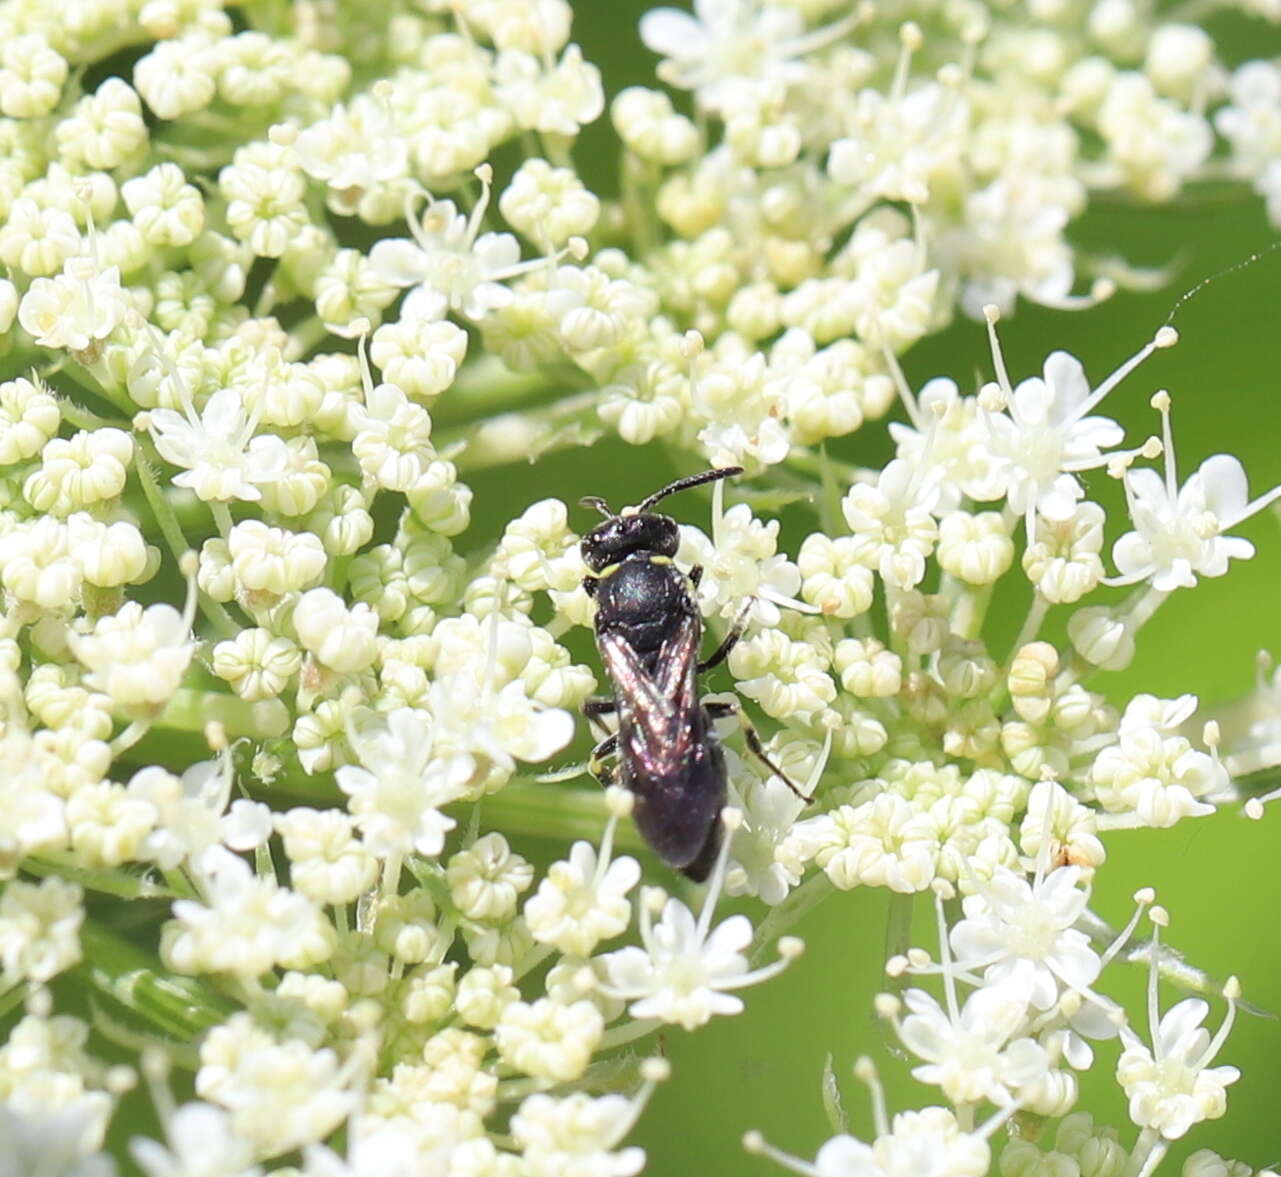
786 793 939 893
294 588 381 674
678 496 806 626
949 866 1101 1010
1111 452 1281 591
1090 694 1227 827
166 848 334 978
1117 997 1239 1140
597 893 795 1030
447 832 535 924
0 1103 115 1177
811 1107 990 1177
130 1102 262 1177
986 350 1125 536
295 95 408 192
197 1014 360 1155
0 876 83 984
336 707 474 858
18 258 128 355
897 985 1048 1106
68 600 195 712
640 0 848 112
148 387 289 503
524 841 640 957
511 1091 646 1177
842 460 940 590
494 997 604 1082
494 44 605 137
369 191 533 321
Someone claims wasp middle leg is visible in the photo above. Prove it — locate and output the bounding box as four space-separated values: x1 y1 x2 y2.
704 698 814 803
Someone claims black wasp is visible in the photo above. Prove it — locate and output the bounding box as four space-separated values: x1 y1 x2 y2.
580 466 808 881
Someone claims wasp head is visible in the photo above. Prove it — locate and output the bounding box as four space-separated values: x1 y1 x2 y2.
580 510 680 571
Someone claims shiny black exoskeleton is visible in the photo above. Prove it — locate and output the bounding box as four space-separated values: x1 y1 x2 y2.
581 467 765 882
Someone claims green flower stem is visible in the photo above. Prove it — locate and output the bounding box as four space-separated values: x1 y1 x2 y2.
153 686 291 741
597 1016 662 1053
883 891 915 986
438 390 604 471
436 356 584 421
0 980 30 1023
55 397 131 432
132 443 241 639
482 779 643 853
749 872 835 966
619 149 661 258
23 856 177 901
78 922 234 1046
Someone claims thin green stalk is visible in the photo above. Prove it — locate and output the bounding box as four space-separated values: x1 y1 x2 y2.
749 872 835 965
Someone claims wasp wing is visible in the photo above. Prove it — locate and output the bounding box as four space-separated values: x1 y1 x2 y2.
599 615 725 875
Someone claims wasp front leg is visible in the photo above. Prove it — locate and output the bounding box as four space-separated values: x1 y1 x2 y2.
705 698 814 803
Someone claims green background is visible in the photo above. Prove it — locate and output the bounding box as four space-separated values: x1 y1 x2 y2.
477 4 1281 1173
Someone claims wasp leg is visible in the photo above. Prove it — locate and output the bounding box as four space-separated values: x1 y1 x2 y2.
588 732 619 786
698 598 753 673
705 699 814 803
688 563 704 589
583 697 617 739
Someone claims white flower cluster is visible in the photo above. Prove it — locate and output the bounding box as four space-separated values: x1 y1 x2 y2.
0 0 1279 1174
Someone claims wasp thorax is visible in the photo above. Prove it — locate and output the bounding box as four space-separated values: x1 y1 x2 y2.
580 512 680 571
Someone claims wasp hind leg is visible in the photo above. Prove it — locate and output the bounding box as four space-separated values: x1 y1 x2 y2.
705 699 815 803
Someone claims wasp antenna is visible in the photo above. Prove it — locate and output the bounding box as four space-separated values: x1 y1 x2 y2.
579 495 614 518
637 466 743 513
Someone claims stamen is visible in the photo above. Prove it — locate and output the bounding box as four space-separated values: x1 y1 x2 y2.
742 1130 819 1177
467 164 494 245
1099 887 1155 968
1151 390 1177 496
853 1055 889 1137
879 340 923 429
1196 976 1240 1069
1079 326 1177 418
982 305 1014 403
890 23 922 102
696 805 742 941
932 883 960 1023
1146 906 1168 1059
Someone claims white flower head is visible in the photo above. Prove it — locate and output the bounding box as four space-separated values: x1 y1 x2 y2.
336 707 474 858
130 1102 262 1177
68 599 196 712
368 180 539 321
678 488 807 626
640 0 852 112
597 817 799 1030
949 865 1100 1010
1118 991 1239 1140
524 831 641 957
148 386 289 504
18 257 127 357
1110 401 1281 590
